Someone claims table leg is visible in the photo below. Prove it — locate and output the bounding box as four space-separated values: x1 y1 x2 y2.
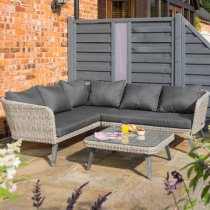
145 155 152 179
87 148 96 170
165 145 172 160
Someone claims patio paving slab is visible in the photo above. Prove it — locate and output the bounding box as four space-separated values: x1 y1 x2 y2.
1 132 209 210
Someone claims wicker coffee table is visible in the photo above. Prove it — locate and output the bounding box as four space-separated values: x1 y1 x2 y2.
84 126 174 179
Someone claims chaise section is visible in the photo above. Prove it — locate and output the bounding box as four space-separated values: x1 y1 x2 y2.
55 106 101 137
100 109 193 129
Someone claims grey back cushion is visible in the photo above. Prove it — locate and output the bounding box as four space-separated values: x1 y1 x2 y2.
5 86 44 106
120 84 162 111
88 80 126 108
158 85 201 114
59 80 89 108
37 85 71 113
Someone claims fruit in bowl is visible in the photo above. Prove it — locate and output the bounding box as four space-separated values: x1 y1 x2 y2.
128 124 137 132
137 128 145 136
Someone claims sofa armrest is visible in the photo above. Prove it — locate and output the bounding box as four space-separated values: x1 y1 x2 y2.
1 97 57 144
191 90 210 135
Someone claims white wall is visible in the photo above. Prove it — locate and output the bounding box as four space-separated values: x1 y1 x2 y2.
200 30 210 42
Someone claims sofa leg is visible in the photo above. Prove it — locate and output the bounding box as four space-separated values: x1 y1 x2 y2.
188 137 195 150
199 130 204 138
51 144 58 167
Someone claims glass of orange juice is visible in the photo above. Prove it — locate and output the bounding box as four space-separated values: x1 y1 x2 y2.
121 124 129 133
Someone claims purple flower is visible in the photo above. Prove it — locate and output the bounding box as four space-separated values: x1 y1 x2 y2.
66 182 89 210
32 179 45 209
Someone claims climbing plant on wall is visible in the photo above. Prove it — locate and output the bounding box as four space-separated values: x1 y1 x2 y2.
203 0 210 13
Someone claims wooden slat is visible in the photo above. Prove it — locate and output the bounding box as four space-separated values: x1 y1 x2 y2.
185 27 192 34
186 34 202 44
132 26 172 33
132 63 171 73
185 75 210 85
186 55 210 65
132 53 171 63
132 22 171 27
186 65 210 75
132 33 171 43
77 62 111 72
132 43 171 47
132 73 171 84
186 44 210 54
77 34 111 43
76 24 111 34
132 46 171 53
77 53 111 62
77 71 111 81
77 43 111 52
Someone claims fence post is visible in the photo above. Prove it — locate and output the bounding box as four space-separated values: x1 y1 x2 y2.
127 22 132 83
111 22 116 81
68 17 76 81
174 14 185 86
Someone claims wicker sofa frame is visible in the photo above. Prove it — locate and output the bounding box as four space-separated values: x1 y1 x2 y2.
1 90 209 166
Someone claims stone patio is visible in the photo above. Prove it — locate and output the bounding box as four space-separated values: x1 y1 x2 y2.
1 128 208 210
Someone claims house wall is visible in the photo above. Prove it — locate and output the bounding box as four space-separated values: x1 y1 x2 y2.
200 22 210 42
0 0 98 137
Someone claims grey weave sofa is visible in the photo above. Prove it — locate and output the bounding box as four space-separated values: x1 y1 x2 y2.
1 80 209 166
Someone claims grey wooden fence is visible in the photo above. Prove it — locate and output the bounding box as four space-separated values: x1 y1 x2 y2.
68 14 210 117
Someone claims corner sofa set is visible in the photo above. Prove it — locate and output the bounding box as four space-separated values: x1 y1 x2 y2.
1 80 209 166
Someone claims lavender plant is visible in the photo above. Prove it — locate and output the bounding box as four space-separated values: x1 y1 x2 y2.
32 179 45 210
66 182 89 210
91 192 111 210
164 171 196 210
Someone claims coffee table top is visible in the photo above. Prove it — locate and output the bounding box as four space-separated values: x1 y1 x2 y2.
84 126 174 155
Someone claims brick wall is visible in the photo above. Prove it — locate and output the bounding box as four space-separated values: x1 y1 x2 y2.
0 0 97 137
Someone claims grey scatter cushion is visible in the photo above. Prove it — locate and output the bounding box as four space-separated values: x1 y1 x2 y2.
59 80 89 108
88 80 126 108
5 86 44 106
120 84 162 111
37 85 71 113
158 85 202 114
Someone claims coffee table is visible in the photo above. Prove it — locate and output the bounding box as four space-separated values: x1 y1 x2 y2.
84 126 174 179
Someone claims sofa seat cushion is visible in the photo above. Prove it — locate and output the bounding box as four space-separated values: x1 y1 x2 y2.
55 106 101 137
100 109 193 129
5 86 45 106
120 84 162 111
88 80 126 108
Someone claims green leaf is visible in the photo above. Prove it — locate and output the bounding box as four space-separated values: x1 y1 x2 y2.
201 186 210 199
163 205 171 210
189 174 202 191
19 162 27 167
188 152 199 160
190 146 201 152
187 166 194 178
203 193 210 205
203 137 210 143
13 178 29 183
203 171 210 181
181 162 195 170
0 166 6 172
0 188 17 201
200 154 208 160
194 161 204 175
